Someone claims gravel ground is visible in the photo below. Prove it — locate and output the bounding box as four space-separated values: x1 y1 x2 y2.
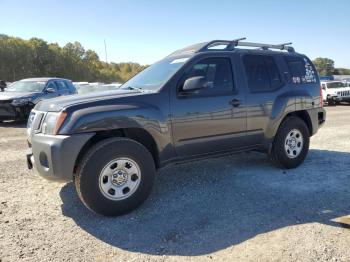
1 105 350 262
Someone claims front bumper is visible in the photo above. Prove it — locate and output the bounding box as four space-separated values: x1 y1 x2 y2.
0 102 33 120
326 95 341 103
339 97 350 102
27 133 94 182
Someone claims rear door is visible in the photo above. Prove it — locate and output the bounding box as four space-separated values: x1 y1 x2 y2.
170 55 247 157
242 53 286 144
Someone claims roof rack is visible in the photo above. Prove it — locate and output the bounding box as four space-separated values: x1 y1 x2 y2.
198 38 295 53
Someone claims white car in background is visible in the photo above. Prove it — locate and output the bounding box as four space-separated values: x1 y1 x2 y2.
321 81 350 105
342 79 350 87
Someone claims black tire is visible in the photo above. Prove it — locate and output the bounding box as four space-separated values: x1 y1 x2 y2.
328 99 335 106
75 137 156 216
270 116 310 169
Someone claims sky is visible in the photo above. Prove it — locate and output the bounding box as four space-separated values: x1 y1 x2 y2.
1 0 350 68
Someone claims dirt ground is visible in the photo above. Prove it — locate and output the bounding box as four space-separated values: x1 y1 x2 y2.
1 105 350 262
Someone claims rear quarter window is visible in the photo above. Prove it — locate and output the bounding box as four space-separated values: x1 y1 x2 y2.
243 54 282 92
285 56 317 84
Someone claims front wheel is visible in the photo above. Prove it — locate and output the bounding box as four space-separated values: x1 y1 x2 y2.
75 137 156 216
328 99 335 106
270 116 310 169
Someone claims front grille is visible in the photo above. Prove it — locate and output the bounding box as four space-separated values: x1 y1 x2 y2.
0 100 12 104
337 90 350 97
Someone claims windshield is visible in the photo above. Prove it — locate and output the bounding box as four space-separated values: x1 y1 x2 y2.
7 81 45 92
327 82 346 89
121 56 190 91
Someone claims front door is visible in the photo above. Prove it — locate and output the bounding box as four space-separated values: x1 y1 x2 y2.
170 56 247 157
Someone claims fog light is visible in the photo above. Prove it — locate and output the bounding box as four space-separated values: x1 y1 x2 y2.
39 152 49 168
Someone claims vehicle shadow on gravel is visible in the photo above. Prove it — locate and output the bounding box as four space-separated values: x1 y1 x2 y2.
60 149 350 256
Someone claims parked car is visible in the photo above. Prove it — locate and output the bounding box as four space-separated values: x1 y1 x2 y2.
321 81 350 105
26 39 325 216
0 77 76 122
342 80 350 87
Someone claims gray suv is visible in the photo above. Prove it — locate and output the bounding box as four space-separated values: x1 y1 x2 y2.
26 39 326 216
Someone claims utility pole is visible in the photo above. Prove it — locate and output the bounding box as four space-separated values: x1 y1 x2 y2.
104 39 108 64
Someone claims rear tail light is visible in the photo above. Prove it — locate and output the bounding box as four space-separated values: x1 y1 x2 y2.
320 85 323 107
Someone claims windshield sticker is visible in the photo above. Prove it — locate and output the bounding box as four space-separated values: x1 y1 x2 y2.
170 58 189 64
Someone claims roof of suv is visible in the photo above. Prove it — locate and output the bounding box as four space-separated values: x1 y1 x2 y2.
170 38 299 57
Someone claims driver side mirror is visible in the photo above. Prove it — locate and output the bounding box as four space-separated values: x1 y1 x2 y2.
182 76 208 92
46 87 56 93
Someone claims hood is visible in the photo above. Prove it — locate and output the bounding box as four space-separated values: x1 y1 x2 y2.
34 89 145 112
0 91 39 100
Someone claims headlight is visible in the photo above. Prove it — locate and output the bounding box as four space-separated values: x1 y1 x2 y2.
41 111 67 135
11 97 32 106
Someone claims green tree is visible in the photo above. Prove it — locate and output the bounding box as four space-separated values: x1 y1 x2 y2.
334 68 350 75
313 57 335 76
0 34 147 82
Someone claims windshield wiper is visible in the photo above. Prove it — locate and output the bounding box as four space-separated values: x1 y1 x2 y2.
123 86 150 92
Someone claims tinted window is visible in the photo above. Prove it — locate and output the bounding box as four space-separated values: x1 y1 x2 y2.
180 57 234 95
46 82 57 91
66 81 77 93
55 81 68 91
243 55 281 91
285 56 317 84
327 82 346 89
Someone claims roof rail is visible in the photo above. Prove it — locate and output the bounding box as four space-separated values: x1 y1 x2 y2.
236 41 295 52
197 37 247 52
197 38 295 53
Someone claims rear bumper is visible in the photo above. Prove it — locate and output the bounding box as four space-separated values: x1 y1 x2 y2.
318 108 326 127
310 107 326 135
27 133 94 182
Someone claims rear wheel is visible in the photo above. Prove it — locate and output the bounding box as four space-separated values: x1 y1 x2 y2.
75 137 156 216
270 116 310 169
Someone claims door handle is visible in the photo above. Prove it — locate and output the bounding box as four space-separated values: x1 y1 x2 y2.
229 99 240 107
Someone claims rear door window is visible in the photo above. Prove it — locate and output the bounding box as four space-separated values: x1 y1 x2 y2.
243 54 281 91
55 81 69 92
285 56 317 84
